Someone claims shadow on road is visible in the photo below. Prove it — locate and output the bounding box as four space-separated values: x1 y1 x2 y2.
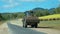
26 26 53 28
37 27 53 28
7 23 47 34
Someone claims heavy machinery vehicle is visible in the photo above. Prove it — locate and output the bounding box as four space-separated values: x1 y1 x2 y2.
22 11 40 28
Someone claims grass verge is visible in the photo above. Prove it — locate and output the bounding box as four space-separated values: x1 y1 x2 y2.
38 20 60 30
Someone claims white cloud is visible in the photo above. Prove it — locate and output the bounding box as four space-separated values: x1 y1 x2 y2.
3 4 15 8
0 0 46 9
3 2 19 8
0 0 19 9
9 0 13 3
59 0 60 1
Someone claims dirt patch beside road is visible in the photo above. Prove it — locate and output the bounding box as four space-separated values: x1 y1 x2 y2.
0 23 8 34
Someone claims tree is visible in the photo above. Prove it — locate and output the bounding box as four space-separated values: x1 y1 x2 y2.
54 7 60 14
0 13 3 21
32 8 50 17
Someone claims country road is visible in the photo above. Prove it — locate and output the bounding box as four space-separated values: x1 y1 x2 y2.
0 19 60 34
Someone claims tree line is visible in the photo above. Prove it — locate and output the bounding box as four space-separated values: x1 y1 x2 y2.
31 6 60 17
0 6 60 21
0 12 25 21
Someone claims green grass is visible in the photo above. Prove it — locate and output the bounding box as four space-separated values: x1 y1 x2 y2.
39 14 60 19
38 14 60 30
38 20 60 30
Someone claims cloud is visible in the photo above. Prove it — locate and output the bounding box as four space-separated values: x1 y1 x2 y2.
0 0 19 9
18 0 46 2
9 0 13 3
3 2 19 8
0 0 46 9
59 0 60 1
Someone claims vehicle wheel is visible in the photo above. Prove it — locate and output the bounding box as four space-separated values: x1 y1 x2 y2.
35 23 38 28
31 25 34 28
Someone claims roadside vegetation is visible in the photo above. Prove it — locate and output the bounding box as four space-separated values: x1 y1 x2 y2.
38 20 60 30
39 14 60 21
38 14 60 30
39 14 60 19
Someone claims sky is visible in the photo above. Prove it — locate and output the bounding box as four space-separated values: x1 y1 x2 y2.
0 0 60 13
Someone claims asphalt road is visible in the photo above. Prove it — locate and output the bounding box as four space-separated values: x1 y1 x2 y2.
7 23 46 34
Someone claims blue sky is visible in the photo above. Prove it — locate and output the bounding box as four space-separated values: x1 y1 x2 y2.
0 0 60 13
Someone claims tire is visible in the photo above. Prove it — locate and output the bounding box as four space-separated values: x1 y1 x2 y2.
35 23 38 28
31 25 34 28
